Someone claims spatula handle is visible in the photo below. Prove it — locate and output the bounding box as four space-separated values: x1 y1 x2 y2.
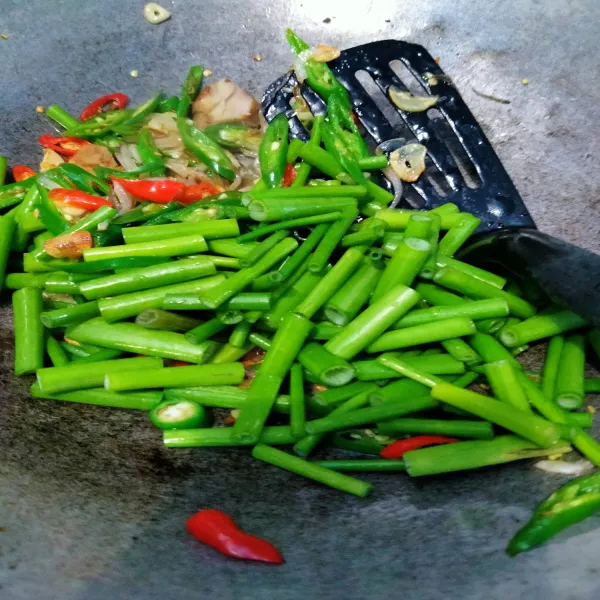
460 229 600 326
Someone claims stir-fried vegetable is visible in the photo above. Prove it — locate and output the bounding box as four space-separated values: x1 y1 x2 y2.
2 29 599 565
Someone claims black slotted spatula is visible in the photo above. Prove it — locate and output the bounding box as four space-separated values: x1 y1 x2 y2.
262 40 600 325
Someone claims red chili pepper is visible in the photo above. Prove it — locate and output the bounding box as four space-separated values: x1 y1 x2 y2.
12 165 36 182
80 93 129 121
171 361 192 367
282 163 297 187
38 134 90 157
380 435 459 459
49 188 113 211
177 182 222 204
350 111 360 125
110 177 186 204
186 510 284 564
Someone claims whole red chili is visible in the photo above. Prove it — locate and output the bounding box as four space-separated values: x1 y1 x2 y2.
38 134 90 157
12 165 36 182
282 163 297 187
177 182 222 204
80 93 129 121
186 509 284 564
49 188 113 211
380 435 459 459
110 177 185 204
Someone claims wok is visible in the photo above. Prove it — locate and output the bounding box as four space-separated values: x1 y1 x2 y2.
1 1 600 598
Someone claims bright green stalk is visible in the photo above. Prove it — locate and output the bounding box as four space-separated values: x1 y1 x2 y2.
431 384 562 447
403 435 571 477
252 444 372 497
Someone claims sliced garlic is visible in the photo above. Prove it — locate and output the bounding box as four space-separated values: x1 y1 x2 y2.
144 3 171 24
389 143 427 182
44 231 93 259
311 44 341 63
389 87 439 113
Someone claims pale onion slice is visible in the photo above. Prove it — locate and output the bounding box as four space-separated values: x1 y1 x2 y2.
382 166 403 205
144 3 171 24
44 231 93 259
146 112 179 136
389 143 427 182
166 159 209 180
115 145 138 171
37 174 63 190
129 143 142 165
389 87 439 113
534 459 594 475
111 180 136 215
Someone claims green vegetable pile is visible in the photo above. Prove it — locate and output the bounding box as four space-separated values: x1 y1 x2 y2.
1 29 599 557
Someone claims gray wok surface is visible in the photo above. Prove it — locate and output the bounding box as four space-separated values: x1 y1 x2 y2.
1 1 600 598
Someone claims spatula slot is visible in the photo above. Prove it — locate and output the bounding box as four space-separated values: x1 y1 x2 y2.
427 108 482 190
388 59 431 96
354 70 411 138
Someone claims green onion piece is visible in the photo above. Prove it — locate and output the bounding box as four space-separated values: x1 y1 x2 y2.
164 426 297 447
31 382 162 410
233 312 313 443
434 266 536 319
106 363 245 391
499 310 588 348
377 418 494 439
68 317 220 363
484 360 532 413
367 317 477 354
431 384 562 447
289 363 306 438
325 284 421 360
313 460 407 472
36 357 164 394
13 287 44 375
403 435 572 477
135 309 201 332
554 333 586 410
252 444 372 498
371 237 431 302
296 246 365 319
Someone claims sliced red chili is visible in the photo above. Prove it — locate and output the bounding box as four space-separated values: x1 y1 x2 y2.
380 435 459 459
80 93 129 121
177 182 222 204
186 509 284 564
171 361 193 367
38 134 90 157
12 165 36 182
282 163 297 187
49 188 113 211
110 177 185 204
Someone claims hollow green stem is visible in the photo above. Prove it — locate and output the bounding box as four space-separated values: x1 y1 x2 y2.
106 362 245 391
431 384 562 447
554 333 586 410
252 444 372 497
403 435 571 477
36 357 163 394
31 382 162 410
